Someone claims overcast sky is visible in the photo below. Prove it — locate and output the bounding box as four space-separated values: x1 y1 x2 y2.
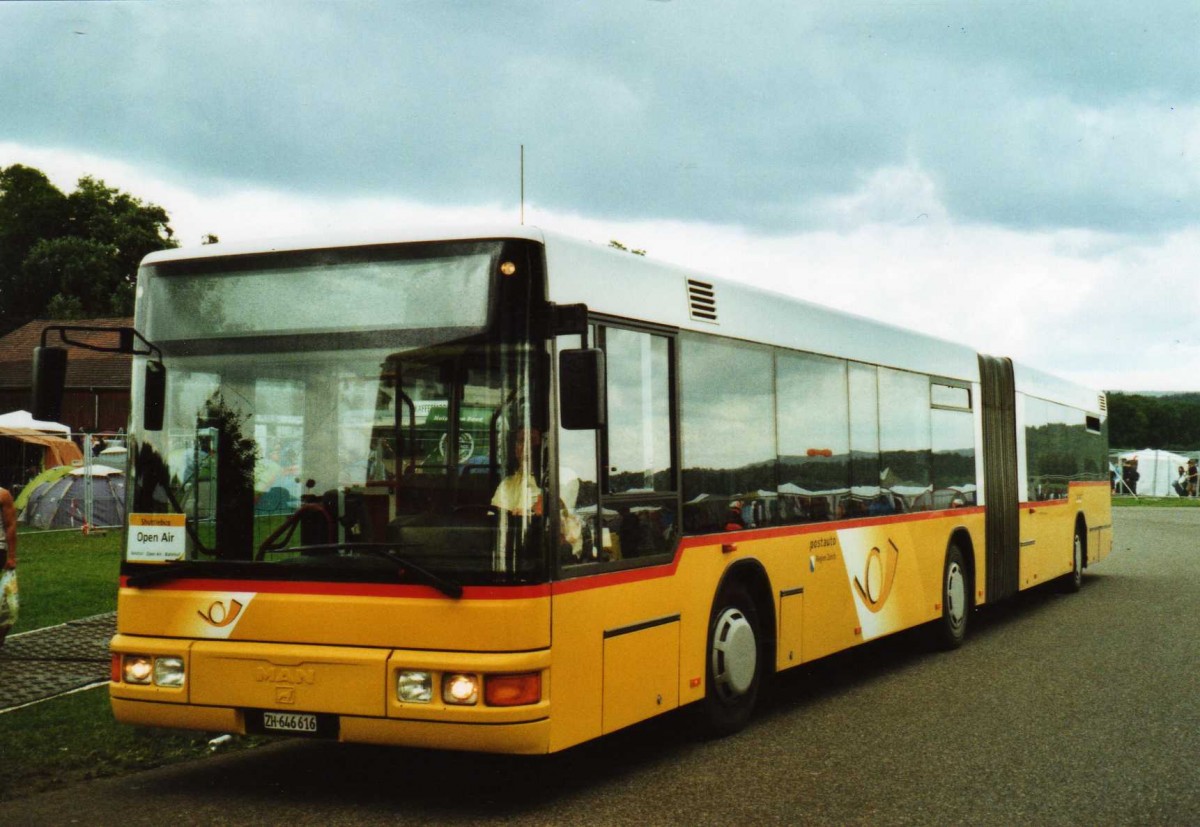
3 2 1198 391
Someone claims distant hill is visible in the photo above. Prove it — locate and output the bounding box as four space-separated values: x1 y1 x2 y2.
1107 392 1200 451
1110 391 1200 403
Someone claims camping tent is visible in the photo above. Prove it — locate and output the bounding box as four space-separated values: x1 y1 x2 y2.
22 466 126 529
1118 448 1190 497
14 464 74 513
0 409 81 489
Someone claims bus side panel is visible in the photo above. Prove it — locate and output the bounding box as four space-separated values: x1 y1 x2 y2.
1079 481 1114 564
1018 500 1074 589
548 510 986 752
820 511 986 654
1017 481 1111 590
548 564 694 752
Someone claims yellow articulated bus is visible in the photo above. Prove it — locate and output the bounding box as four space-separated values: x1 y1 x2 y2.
33 227 1112 753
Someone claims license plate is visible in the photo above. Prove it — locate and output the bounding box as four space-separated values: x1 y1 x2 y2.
262 711 318 734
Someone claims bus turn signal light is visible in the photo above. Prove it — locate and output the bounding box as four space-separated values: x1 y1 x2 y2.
485 673 541 707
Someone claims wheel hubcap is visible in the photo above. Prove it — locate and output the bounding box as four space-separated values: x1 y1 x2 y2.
946 563 966 626
711 607 757 701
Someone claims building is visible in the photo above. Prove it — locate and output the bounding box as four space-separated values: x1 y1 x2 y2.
0 318 132 435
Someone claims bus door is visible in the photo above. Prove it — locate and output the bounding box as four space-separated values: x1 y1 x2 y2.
553 322 681 742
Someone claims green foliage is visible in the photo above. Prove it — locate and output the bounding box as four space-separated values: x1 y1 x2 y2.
1108 393 1200 451
0 163 178 331
1112 495 1200 508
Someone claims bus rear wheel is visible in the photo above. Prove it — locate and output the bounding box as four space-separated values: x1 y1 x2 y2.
934 544 969 650
698 581 763 737
1059 527 1084 593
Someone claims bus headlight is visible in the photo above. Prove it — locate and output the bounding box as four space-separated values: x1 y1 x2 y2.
123 655 154 685
443 673 479 705
154 657 185 688
396 670 433 703
121 655 185 687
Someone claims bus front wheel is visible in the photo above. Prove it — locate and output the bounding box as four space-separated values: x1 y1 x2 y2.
698 581 763 737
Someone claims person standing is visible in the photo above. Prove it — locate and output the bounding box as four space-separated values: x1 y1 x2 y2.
1122 458 1140 496
1188 459 1199 498
0 486 19 646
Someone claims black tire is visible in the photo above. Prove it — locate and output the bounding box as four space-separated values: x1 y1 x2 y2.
1060 526 1084 593
697 581 763 737
934 544 970 650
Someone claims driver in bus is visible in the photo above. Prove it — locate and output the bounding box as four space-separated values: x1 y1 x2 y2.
492 427 545 517
491 427 583 557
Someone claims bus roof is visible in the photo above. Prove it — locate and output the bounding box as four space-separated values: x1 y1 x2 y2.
539 229 984 382
141 225 1102 413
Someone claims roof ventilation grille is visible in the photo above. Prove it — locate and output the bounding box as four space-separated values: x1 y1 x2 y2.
687 279 718 323
1098 393 1108 413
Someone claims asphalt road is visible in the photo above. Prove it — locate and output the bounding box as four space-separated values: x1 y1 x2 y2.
2 507 1196 825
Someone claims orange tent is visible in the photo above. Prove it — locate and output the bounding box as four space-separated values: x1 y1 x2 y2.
0 427 83 469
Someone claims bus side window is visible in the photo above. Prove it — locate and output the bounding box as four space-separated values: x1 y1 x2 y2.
558 334 602 563
558 327 678 569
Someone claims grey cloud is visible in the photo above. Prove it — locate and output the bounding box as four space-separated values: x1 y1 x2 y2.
3 1 1198 234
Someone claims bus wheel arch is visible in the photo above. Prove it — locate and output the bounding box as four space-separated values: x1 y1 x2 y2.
697 560 774 737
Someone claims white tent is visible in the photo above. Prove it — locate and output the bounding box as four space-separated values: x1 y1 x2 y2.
0 409 71 435
1119 448 1190 497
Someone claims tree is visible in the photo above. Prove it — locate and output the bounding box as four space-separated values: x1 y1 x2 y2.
0 164 179 330
0 165 70 320
1108 392 1200 451
23 237 125 319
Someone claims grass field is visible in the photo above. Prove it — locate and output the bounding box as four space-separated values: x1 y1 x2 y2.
3 528 263 803
12 528 122 632
1112 496 1200 508
0 687 264 802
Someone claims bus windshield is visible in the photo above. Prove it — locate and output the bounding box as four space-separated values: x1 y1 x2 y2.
127 245 549 587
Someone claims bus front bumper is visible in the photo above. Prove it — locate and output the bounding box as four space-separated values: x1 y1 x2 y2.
110 697 552 754
110 634 553 754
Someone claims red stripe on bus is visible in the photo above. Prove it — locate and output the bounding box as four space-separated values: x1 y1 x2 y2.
699 506 986 545
552 506 986 596
1019 499 1071 509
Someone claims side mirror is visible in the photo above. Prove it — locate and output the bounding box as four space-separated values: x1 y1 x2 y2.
31 346 68 422
560 348 606 431
144 361 166 431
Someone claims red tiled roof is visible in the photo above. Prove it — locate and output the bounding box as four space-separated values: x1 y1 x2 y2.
0 318 133 389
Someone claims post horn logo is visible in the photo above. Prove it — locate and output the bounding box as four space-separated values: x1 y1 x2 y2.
853 539 900 613
198 598 244 628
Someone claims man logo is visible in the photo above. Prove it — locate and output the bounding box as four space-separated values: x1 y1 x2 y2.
197 598 244 628
276 687 296 704
853 539 900 613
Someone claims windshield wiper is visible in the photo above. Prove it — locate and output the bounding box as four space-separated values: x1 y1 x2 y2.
126 562 197 588
126 544 463 598
284 543 464 599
